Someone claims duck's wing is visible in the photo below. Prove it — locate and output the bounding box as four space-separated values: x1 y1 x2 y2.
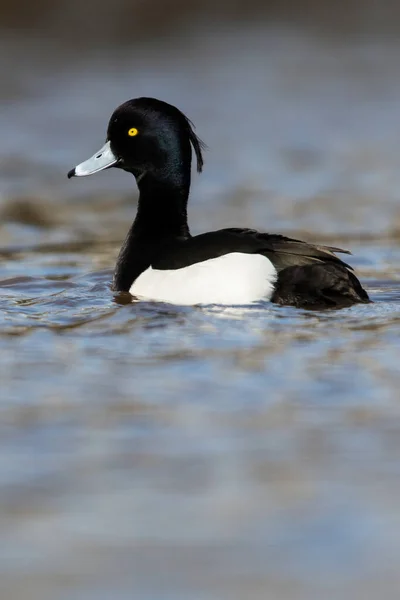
218 228 353 271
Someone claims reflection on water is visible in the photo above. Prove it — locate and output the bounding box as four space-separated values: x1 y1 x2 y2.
1 19 400 600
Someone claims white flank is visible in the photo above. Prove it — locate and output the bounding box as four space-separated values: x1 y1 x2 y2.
129 252 277 305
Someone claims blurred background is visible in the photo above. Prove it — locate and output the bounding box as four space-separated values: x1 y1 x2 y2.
1 2 400 599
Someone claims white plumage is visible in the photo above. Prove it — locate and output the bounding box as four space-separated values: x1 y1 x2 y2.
129 252 277 305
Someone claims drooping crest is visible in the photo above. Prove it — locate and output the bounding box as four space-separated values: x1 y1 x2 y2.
184 116 206 173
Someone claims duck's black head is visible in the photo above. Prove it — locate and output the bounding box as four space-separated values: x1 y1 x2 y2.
68 97 204 183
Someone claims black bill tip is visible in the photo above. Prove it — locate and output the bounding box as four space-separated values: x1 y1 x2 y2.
67 168 76 179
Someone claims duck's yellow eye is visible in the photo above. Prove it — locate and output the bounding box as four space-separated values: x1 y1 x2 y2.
128 128 139 137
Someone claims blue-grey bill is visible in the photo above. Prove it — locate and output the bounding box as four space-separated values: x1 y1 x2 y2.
68 141 118 178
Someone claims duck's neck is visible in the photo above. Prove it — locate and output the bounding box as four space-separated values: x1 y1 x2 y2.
133 170 190 239
113 168 191 291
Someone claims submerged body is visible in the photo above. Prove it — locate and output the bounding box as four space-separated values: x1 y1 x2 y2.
68 97 369 309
